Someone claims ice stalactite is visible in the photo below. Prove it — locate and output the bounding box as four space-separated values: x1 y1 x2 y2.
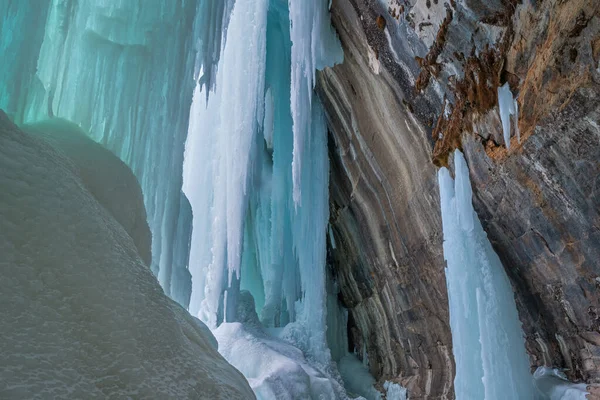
0 0 229 308
184 0 270 328
288 0 343 206
438 150 535 399
498 82 520 149
194 0 236 93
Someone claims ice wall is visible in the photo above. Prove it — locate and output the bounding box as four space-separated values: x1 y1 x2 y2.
438 150 535 399
0 1 49 123
0 0 234 308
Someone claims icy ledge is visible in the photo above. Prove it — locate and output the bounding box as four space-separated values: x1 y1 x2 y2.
0 112 254 399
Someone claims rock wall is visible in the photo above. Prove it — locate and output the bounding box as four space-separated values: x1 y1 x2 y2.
320 0 600 397
318 1 453 398
464 86 600 384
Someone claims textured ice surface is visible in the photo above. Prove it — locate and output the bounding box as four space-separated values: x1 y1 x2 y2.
438 150 535 399
0 112 254 399
0 0 200 307
383 381 408 400
215 322 339 400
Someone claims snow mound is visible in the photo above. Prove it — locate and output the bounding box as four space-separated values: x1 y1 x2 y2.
0 111 254 399
23 118 152 266
214 322 339 400
212 291 342 399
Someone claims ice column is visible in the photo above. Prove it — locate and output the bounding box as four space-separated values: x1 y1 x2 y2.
184 0 344 369
184 0 269 326
438 150 534 399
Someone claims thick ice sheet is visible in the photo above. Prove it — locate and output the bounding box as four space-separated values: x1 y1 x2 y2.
183 0 358 397
0 112 254 399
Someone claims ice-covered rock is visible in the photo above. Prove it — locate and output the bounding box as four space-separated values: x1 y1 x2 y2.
23 118 152 266
0 111 254 399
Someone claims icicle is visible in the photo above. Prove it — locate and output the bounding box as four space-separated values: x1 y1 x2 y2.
497 83 518 149
514 97 521 144
184 0 269 326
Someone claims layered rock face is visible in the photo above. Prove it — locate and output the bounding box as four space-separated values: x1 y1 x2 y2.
320 0 600 397
317 1 452 398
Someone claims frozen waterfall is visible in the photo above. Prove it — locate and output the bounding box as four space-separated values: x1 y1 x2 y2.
438 150 535 399
182 0 361 397
0 0 238 309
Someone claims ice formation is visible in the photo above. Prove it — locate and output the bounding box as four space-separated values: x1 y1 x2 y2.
182 0 387 398
0 112 254 399
2 0 404 397
438 150 535 399
0 0 215 308
498 82 520 149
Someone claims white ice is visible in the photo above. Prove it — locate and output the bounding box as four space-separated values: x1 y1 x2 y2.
182 0 383 398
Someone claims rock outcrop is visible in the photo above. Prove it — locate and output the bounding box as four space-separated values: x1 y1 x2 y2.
319 0 600 397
